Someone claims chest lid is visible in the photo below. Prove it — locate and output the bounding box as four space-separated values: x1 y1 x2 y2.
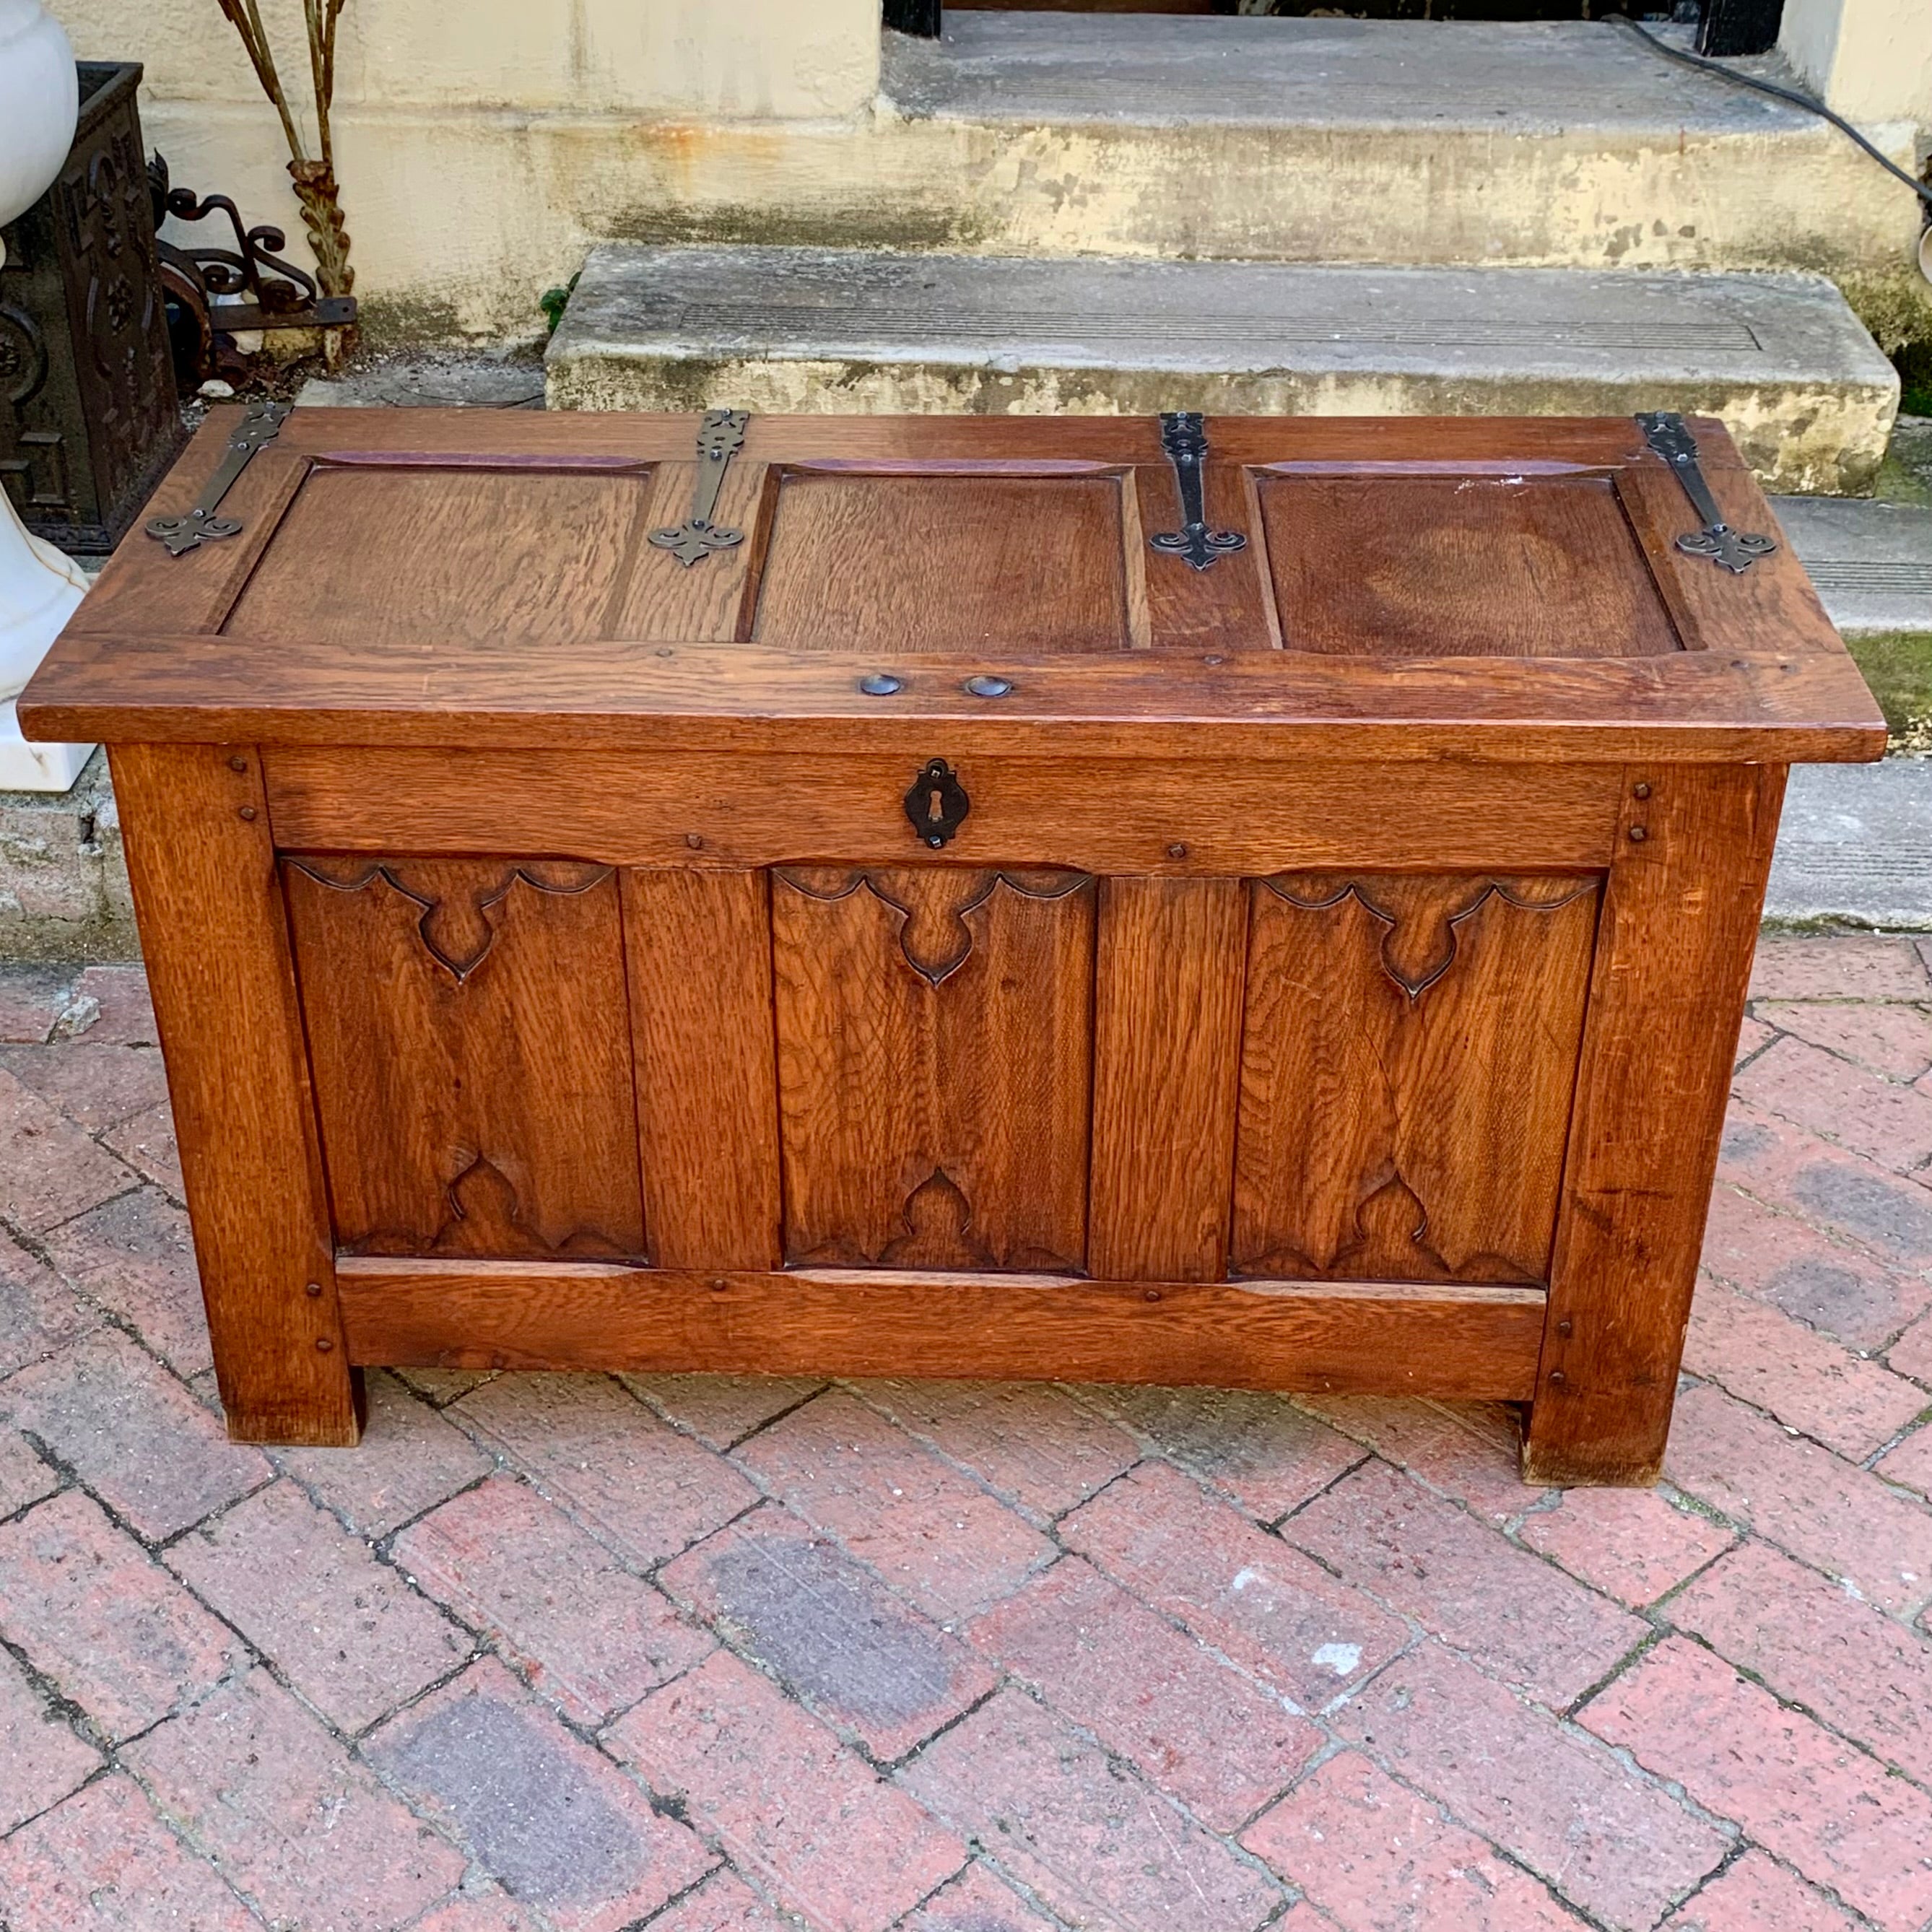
22 406 1884 763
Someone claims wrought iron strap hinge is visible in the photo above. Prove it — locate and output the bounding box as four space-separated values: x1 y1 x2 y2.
1150 411 1247 572
650 408 751 567
145 401 292 557
1636 410 1777 575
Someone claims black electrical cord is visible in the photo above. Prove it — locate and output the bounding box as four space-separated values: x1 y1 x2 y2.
1611 14 1932 212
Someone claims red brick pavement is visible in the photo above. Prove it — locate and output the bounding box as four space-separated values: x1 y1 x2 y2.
0 941 1928 1931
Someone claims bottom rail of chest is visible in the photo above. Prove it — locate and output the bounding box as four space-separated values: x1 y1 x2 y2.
335 1258 1546 1401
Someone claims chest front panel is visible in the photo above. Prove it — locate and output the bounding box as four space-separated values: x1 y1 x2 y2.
279 843 1603 1293
283 855 643 1259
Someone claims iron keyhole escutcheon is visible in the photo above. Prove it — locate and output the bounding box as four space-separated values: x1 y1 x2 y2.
904 759 970 848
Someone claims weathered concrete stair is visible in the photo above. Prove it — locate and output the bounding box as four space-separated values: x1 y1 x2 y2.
1772 498 1932 633
547 245 1898 495
601 14 1922 288
599 14 1916 286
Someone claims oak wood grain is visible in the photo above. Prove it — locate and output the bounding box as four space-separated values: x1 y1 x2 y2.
1614 445 1842 657
1261 473 1681 659
1088 877 1248 1282
26 411 1882 764
61 410 1877 1476
225 468 653 649
1144 446 1277 650
110 743 359 1444
260 747 1628 874
1525 763 1786 1486
623 868 783 1270
335 1258 1546 1400
773 867 1094 1271
284 857 645 1260
240 406 1759 470
1233 874 1600 1284
24 638 1882 763
750 471 1131 653
601 458 769 643
65 438 309 641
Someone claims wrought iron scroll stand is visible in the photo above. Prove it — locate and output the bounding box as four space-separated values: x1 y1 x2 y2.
147 155 357 383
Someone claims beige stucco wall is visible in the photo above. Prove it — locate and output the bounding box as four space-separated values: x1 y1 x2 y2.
53 0 885 118
45 1 1931 344
1780 0 1932 123
51 0 885 334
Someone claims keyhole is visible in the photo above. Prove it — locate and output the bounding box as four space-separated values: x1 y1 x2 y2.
904 757 967 849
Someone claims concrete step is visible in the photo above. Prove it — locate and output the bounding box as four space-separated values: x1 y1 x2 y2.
1774 497 1932 634
547 245 1898 494
1767 762 1932 929
610 14 1922 287
0 749 136 964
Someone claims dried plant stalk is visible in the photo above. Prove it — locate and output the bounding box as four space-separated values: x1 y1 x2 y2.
294 0 352 298
213 0 356 360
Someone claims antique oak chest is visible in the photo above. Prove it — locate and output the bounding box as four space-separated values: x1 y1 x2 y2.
21 406 1884 1485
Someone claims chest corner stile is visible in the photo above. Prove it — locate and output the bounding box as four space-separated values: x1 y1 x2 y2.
32 406 1883 1484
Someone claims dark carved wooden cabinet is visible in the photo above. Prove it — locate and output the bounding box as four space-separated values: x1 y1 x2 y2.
22 407 1884 1485
0 64 183 554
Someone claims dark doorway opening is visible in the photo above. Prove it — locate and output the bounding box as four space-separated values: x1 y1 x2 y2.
891 2 1783 51
938 1 1637 13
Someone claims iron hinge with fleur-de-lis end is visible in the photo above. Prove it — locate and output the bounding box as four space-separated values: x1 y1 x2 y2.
145 401 290 556
648 408 752 567
1636 409 1777 574
1149 410 1247 572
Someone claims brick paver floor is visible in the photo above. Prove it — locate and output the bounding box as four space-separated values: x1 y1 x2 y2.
1 937 1931 1931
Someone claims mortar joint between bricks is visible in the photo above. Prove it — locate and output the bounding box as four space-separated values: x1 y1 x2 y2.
1547 1702 1745 1838
0 1760 127 1852
1855 1407 1932 1474
0 1624 110 1759
7 1424 261 1564
1682 1373 1920 1488
1668 1628 1932 1793
874 1676 1007 1779
1560 1624 1669 1723
656 1378 827 1453
1311 1629 1427 1725
110 1750 336 1932
824 1376 1070 1527
334 1461 499 1557
1329 1746 1596 1922
1631 1541 1743 1625
149 1465 286 1557
890 1855 984 1929
1261 1448 1376 1534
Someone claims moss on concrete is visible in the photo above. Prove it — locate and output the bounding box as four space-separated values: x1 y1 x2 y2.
351 292 477 352
1840 272 1932 418
1845 630 1932 753
1840 271 1932 355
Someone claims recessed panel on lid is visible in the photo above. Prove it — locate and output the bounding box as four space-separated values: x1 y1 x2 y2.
1258 472 1681 659
752 471 1133 653
222 467 650 647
